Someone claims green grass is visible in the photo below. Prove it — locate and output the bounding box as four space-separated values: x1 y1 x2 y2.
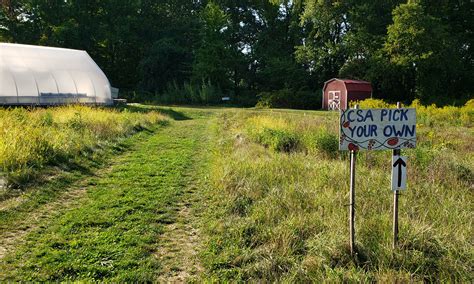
200 105 473 282
0 102 472 281
0 125 154 243
0 105 171 240
0 110 211 281
0 105 168 187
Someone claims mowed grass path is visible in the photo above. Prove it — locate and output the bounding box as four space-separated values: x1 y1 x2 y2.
0 110 212 281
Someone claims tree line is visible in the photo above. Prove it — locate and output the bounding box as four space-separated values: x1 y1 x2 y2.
1 0 472 107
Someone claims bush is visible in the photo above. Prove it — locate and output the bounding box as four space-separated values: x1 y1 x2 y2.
256 89 321 110
233 90 258 107
411 99 473 127
302 128 339 158
254 128 300 152
315 128 339 157
122 81 225 105
351 98 394 109
246 115 340 157
120 91 159 104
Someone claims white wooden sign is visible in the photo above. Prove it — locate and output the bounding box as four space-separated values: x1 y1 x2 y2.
392 156 407 190
339 108 416 151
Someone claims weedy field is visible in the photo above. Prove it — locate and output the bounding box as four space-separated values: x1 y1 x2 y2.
0 105 168 187
0 101 472 281
201 100 473 281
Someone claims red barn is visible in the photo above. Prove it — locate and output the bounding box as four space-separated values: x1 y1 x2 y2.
322 78 373 110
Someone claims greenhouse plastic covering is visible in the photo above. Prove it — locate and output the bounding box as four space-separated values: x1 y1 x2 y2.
0 43 113 105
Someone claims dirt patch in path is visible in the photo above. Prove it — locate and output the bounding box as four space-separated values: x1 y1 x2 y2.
155 192 203 282
154 119 213 283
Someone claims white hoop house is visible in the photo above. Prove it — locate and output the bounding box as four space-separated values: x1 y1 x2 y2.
0 43 116 105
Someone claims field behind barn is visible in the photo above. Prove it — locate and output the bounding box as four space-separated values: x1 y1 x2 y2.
0 101 472 281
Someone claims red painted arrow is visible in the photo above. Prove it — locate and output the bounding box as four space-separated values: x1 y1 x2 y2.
393 158 406 187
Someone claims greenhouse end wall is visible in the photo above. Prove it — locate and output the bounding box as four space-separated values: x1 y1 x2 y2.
0 43 114 106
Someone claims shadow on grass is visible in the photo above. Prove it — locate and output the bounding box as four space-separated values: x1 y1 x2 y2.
116 105 192 121
155 108 192 121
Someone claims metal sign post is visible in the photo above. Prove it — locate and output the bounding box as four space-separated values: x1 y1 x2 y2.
392 102 402 249
349 104 358 256
392 148 400 249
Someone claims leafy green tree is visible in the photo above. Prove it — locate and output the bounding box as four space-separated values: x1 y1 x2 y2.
192 1 231 89
139 38 192 92
138 0 200 92
1 0 472 105
0 0 42 43
295 0 349 85
384 1 458 102
252 1 309 91
419 0 474 103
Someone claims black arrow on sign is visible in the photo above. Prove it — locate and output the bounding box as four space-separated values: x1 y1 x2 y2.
393 158 406 187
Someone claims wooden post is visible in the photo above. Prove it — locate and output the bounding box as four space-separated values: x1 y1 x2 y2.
393 102 401 249
349 104 359 255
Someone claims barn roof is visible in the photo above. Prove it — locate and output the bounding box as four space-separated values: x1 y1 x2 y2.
323 78 373 93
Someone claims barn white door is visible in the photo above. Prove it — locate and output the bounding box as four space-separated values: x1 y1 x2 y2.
328 91 341 110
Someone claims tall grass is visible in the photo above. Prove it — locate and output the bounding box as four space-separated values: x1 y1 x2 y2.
202 102 473 281
245 113 340 157
354 98 473 127
0 106 168 186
